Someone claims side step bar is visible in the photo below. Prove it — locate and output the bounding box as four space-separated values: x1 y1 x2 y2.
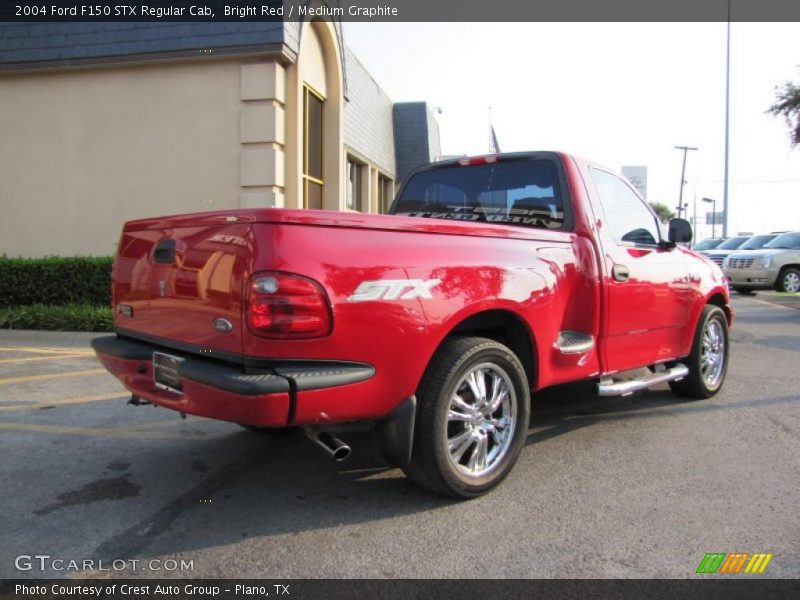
556 330 594 354
597 364 689 397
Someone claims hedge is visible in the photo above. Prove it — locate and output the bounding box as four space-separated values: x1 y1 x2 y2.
0 304 114 332
0 256 113 307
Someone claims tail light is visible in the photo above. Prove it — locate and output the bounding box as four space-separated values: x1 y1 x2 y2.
458 155 499 166
246 271 332 339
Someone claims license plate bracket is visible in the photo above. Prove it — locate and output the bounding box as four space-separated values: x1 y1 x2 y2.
153 352 185 394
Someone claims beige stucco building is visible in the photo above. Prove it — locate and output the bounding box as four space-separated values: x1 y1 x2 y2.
0 22 441 257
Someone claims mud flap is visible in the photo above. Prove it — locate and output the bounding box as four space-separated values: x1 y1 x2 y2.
374 395 416 468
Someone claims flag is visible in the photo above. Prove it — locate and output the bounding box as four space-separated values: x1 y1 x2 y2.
490 124 501 154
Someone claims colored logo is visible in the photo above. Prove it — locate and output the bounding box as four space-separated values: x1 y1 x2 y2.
696 552 773 574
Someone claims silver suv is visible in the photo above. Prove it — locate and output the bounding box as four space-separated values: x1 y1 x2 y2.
701 235 750 267
723 231 800 294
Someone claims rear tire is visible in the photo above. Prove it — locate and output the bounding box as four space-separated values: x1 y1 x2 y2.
777 267 800 293
403 337 530 498
669 305 729 399
733 287 755 296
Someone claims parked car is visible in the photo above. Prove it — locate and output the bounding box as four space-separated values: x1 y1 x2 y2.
724 233 778 261
734 233 779 251
700 236 750 267
692 238 726 252
723 230 800 294
92 151 732 497
720 234 778 296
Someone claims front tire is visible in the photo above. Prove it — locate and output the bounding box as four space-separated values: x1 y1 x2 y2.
777 267 800 293
403 337 530 498
669 305 729 399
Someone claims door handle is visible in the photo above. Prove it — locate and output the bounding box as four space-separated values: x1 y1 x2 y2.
612 264 630 282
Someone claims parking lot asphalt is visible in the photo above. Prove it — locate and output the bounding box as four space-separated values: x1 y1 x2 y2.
0 295 798 580
755 291 800 311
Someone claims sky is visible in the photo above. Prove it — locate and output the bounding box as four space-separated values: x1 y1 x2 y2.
343 22 800 240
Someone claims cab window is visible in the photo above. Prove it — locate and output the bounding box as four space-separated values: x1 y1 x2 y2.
590 168 661 246
392 159 569 230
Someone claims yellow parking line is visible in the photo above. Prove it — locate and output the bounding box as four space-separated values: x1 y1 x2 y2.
0 369 105 386
0 421 208 440
0 393 125 413
0 354 92 364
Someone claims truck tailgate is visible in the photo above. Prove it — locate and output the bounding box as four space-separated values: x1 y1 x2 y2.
113 220 252 359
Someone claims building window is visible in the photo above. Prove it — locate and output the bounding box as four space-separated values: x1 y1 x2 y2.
378 175 393 213
346 157 363 211
303 85 325 209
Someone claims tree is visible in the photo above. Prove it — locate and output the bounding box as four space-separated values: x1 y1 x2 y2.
768 76 800 147
649 202 675 224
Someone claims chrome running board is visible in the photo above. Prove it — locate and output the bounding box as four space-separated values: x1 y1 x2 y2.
597 364 689 397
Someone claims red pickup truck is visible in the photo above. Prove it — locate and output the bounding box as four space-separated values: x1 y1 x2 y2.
93 151 732 497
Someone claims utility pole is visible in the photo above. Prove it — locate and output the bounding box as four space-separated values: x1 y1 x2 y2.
675 145 698 219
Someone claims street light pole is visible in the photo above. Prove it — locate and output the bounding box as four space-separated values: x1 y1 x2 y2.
703 197 717 239
722 0 731 238
675 145 698 219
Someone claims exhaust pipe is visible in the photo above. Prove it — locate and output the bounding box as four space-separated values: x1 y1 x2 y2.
305 427 351 461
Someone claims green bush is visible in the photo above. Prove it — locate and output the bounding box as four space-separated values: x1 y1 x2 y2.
0 304 113 332
0 256 113 307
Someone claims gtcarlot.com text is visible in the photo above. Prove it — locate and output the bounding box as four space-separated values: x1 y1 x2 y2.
14 553 194 572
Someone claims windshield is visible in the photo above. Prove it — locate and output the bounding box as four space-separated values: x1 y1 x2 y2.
765 231 800 249
739 234 777 250
391 159 566 230
693 239 723 251
717 236 749 250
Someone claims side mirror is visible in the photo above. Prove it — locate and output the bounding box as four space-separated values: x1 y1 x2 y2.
668 218 693 244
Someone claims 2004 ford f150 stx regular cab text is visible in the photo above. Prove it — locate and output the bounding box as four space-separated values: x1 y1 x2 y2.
93 151 732 497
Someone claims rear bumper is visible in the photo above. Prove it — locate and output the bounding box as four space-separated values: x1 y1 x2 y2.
91 335 374 427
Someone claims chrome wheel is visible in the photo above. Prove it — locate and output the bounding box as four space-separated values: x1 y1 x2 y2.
783 271 800 293
669 305 728 400
445 363 517 478
700 318 725 387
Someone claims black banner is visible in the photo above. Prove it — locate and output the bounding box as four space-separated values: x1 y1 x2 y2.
2 579 800 600
2 0 800 22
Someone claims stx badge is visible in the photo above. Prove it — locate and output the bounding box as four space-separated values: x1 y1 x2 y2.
347 279 441 302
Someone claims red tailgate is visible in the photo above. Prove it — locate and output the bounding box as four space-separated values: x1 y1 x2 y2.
113 216 254 357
